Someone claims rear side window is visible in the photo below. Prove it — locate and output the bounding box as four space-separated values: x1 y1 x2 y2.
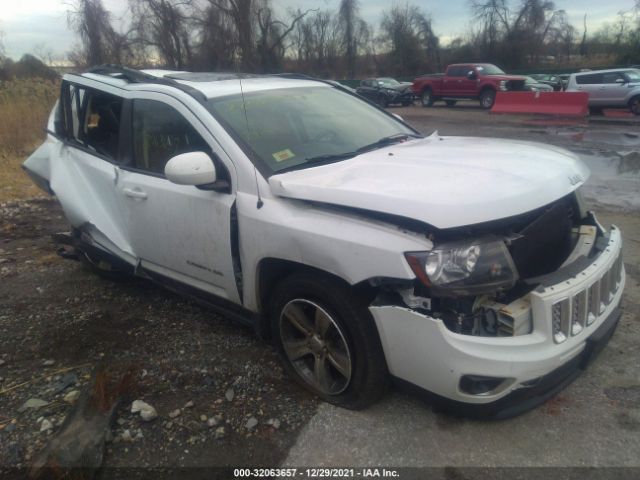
576 73 604 85
131 99 210 175
60 82 123 162
448 66 464 77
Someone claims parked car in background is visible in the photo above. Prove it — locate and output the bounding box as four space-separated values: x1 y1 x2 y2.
356 77 414 107
528 73 563 91
565 68 640 114
523 76 554 92
412 63 527 109
558 74 570 90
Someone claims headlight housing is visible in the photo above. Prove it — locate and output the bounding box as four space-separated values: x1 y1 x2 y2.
499 80 508 91
405 237 519 297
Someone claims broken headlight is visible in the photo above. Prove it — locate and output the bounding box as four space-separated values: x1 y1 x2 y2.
405 237 518 296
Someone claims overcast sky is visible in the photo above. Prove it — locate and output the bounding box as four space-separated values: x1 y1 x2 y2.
0 0 633 61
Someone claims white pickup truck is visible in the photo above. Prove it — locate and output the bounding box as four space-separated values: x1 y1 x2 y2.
23 66 625 418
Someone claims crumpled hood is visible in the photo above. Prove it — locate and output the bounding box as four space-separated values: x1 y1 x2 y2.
268 134 590 229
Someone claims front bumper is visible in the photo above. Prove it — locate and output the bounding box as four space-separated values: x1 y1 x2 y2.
371 226 625 417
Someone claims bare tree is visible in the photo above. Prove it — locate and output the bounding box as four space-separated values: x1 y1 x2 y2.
67 0 132 67
380 4 440 75
338 0 370 78
129 0 194 69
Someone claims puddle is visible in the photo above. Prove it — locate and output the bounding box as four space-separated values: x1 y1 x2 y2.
554 129 640 148
580 151 640 176
578 151 640 211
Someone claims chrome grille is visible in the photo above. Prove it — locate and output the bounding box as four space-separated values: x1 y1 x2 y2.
553 251 622 343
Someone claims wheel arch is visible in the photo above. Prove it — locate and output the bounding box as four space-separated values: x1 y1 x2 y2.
254 257 377 339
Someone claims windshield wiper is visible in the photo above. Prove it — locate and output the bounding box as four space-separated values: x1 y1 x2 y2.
274 133 423 175
275 152 358 174
355 133 422 154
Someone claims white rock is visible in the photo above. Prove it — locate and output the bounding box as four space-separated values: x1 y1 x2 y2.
267 418 281 429
215 426 225 439
206 417 218 428
43 360 55 366
131 400 158 422
246 417 258 430
63 390 80 404
200 415 208 422
121 429 133 442
168 409 181 419
40 419 53 432
225 388 234 402
184 400 194 409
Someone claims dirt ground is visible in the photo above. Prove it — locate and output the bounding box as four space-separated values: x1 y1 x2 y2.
1 103 639 478
0 200 318 479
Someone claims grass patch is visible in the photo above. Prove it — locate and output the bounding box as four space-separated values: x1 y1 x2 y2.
0 78 59 203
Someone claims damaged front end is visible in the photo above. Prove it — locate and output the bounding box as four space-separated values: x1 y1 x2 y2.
381 191 606 338
371 190 625 416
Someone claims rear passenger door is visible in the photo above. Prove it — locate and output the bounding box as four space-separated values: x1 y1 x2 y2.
56 81 132 259
118 94 240 303
574 73 604 105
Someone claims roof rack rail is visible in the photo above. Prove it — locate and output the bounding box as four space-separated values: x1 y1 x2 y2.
270 72 354 93
86 64 207 102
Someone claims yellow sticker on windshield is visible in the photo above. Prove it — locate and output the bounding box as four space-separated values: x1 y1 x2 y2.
272 149 295 162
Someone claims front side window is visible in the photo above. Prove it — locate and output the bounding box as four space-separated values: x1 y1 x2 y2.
602 72 625 84
206 86 417 176
476 64 505 75
131 99 210 175
625 70 640 82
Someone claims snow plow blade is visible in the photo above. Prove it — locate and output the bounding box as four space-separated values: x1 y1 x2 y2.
491 91 589 117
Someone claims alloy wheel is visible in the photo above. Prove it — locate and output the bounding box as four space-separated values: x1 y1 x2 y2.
279 299 352 395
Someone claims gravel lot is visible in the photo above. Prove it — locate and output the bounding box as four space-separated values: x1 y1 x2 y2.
1 104 639 478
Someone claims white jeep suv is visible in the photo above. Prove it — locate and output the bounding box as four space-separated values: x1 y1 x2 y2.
23 66 625 418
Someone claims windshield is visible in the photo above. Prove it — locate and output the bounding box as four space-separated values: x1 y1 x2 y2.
206 86 417 175
378 78 400 86
477 64 506 75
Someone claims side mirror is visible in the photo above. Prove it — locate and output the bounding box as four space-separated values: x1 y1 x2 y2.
615 78 626 84
467 71 477 80
165 151 217 186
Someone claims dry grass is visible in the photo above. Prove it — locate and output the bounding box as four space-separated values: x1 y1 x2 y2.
0 78 59 203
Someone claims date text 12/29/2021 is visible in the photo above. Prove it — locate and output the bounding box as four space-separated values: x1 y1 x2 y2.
233 468 400 478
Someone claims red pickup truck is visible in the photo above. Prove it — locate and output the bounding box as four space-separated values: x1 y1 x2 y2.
412 63 527 109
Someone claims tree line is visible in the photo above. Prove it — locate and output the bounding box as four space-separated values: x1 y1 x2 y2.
1 0 639 80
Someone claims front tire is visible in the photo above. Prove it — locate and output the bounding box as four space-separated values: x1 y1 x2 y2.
479 89 496 109
269 272 388 409
421 89 434 107
377 94 388 108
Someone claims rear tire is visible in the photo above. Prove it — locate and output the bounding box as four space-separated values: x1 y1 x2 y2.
479 89 496 109
445 100 457 107
269 272 388 409
421 89 434 107
629 96 640 116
